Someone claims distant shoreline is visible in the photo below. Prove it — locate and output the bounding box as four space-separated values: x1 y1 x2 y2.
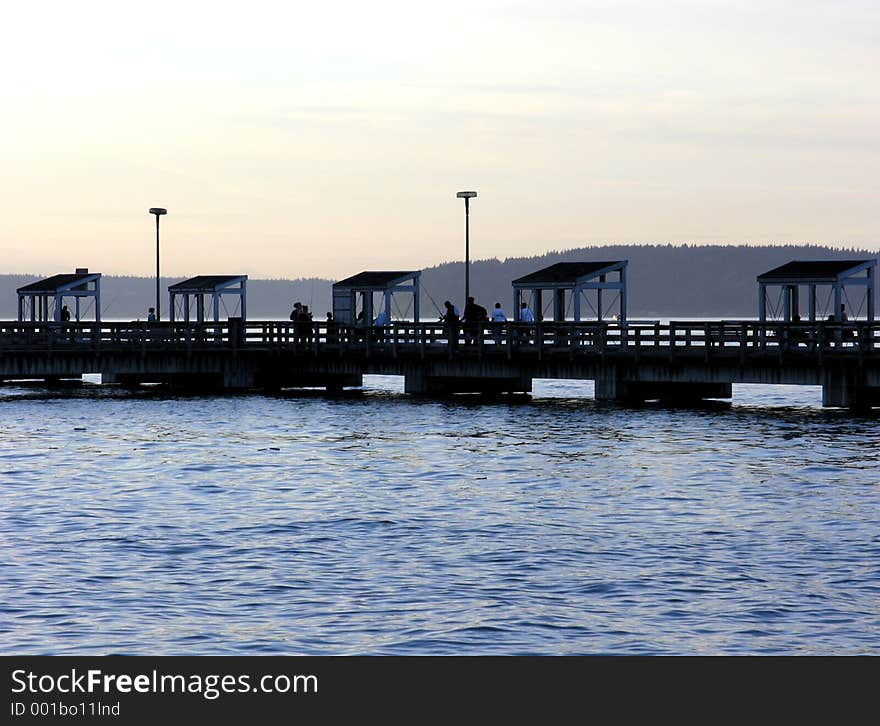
1 244 876 319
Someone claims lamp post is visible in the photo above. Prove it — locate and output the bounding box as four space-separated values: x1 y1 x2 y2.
148 207 167 320
456 191 477 304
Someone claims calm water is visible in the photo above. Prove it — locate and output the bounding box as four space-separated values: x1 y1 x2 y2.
1 376 878 655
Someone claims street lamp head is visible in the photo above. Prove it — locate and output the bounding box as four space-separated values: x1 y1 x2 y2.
149 207 167 216
456 191 477 199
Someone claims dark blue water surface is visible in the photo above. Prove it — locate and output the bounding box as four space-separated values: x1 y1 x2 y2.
1 377 878 655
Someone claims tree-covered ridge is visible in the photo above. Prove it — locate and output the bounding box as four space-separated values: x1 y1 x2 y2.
1 244 875 319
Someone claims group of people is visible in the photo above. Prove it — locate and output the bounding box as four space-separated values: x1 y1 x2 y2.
440 297 536 345
290 301 316 344
281 296 541 347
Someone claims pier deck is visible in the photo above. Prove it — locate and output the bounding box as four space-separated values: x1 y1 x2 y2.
1 319 879 408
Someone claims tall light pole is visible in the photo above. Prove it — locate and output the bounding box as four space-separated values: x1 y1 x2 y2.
149 208 167 320
456 191 477 304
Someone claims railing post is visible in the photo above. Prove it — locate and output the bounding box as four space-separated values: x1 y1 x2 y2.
228 317 243 352
862 323 868 353
704 322 710 362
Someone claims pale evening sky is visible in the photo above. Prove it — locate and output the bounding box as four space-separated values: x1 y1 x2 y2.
1 0 877 279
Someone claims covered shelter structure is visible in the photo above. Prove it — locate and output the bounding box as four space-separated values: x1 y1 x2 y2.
168 275 248 323
511 261 627 322
332 271 420 325
16 268 102 322
757 260 876 322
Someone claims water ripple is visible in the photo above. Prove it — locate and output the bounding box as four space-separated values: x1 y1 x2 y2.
1 377 878 654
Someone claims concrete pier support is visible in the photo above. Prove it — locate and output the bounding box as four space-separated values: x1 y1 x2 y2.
221 366 256 390
595 366 732 403
822 370 880 409
404 371 532 395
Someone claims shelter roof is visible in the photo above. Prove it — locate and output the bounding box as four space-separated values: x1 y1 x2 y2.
512 261 626 287
17 272 101 294
757 260 875 283
333 271 419 289
168 275 247 292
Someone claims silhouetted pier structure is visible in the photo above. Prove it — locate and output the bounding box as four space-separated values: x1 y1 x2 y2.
2 256 878 408
512 261 627 322
757 260 875 323
17 269 102 323
0 318 878 408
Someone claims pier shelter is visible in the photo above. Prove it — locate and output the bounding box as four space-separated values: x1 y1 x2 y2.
757 260 876 322
168 275 248 323
17 268 102 323
511 261 627 322
332 271 420 325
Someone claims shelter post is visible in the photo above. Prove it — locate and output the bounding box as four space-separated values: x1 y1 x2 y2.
758 283 766 322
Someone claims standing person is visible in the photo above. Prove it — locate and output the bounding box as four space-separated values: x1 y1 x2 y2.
462 296 488 345
518 300 535 344
325 311 337 345
302 305 314 345
290 302 303 344
490 302 507 344
838 303 856 344
441 300 460 348
373 307 390 343
147 307 157 322
374 308 390 327
58 304 72 339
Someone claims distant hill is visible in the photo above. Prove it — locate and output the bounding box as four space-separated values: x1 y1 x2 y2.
419 244 879 318
1 244 876 320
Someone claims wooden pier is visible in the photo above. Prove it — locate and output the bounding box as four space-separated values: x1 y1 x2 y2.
1 319 879 408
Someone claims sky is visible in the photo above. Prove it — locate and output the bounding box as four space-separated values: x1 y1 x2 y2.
2 0 878 279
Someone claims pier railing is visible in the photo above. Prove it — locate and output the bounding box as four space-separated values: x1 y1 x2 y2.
0 319 877 359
